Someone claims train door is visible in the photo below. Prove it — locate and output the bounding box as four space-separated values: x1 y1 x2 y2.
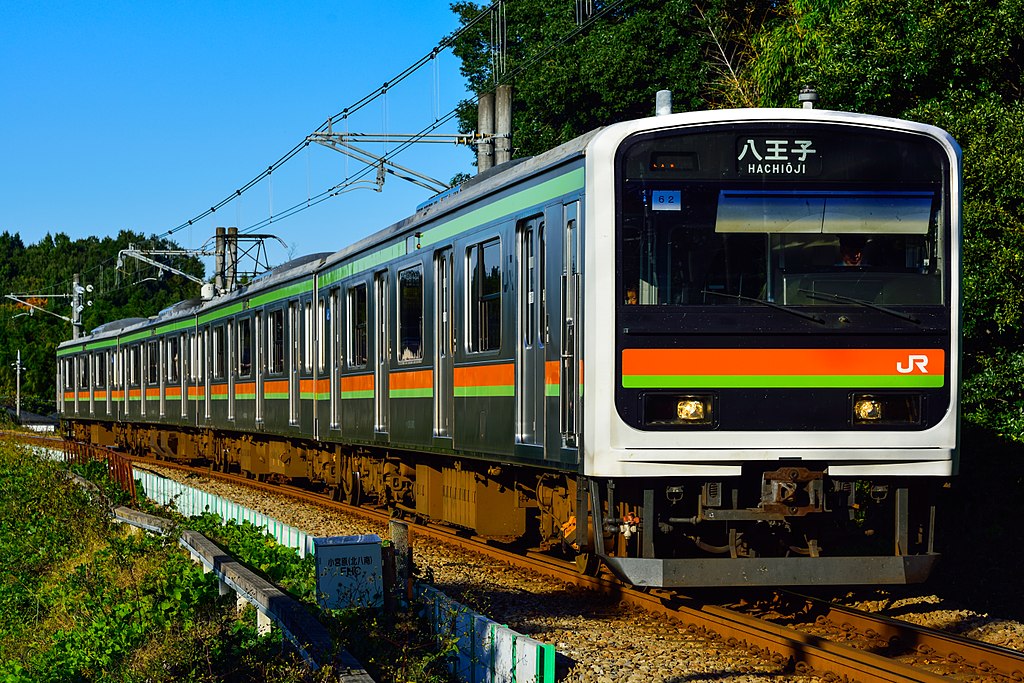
330 287 341 431
434 248 453 438
255 311 264 424
315 293 330 437
103 350 113 416
186 331 196 422
179 334 188 420
202 328 212 423
289 300 299 426
141 342 151 419
517 216 546 448
374 269 389 435
225 323 235 422
160 337 169 419
116 347 125 420
560 202 580 449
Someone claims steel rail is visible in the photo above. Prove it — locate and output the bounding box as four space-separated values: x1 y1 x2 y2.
785 591 1024 681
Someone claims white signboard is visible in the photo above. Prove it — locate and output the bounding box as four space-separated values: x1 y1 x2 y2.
314 534 383 609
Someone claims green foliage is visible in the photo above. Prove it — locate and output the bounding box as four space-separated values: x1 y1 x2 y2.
797 0 1022 116
962 349 1024 441
0 229 205 411
0 443 320 682
182 513 453 682
0 443 105 623
187 514 316 600
748 0 841 106
326 607 457 683
70 459 136 508
449 0 720 157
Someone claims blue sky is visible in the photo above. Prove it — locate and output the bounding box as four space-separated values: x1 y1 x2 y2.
1 2 475 275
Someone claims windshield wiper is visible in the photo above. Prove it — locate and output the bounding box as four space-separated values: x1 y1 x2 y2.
701 290 826 325
797 289 921 324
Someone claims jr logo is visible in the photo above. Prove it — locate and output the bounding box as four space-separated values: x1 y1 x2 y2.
896 354 930 374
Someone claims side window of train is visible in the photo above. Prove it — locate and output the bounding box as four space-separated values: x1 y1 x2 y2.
318 295 329 373
540 223 548 343
213 325 226 380
303 300 313 373
129 345 140 386
194 330 205 383
94 352 105 387
167 336 180 383
147 340 159 385
348 283 368 368
398 265 423 362
238 317 253 377
269 308 285 374
188 333 197 381
79 355 88 389
467 237 502 353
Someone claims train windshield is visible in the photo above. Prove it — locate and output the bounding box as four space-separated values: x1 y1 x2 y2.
617 125 950 309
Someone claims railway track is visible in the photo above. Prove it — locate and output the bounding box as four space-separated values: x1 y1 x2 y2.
22 434 1024 683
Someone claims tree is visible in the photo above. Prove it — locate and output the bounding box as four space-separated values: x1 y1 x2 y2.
0 230 205 410
450 0 752 157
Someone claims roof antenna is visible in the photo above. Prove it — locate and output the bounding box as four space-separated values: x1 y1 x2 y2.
799 86 819 109
655 89 672 116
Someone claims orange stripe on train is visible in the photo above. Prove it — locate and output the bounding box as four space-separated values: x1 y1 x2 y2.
390 369 433 390
454 363 514 387
622 348 945 376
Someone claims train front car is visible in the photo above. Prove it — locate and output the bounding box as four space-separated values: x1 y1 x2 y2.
583 109 961 587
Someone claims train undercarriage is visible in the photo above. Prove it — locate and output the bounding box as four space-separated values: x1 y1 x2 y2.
68 418 940 586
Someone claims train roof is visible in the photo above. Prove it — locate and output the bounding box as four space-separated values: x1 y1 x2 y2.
318 128 600 271
57 127 601 351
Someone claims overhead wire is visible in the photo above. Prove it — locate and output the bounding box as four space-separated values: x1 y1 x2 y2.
155 1 501 242
234 0 629 236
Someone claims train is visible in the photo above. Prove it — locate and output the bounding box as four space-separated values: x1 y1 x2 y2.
58 102 962 587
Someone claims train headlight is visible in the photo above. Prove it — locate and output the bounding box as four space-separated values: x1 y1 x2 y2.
852 393 922 426
853 398 882 421
677 399 705 421
644 393 714 428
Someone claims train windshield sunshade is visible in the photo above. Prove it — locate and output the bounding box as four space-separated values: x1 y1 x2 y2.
715 190 934 234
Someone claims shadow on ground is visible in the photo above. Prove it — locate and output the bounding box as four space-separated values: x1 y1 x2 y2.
928 423 1024 618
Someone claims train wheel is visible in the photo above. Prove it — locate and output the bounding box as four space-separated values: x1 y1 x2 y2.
575 553 600 576
341 471 362 506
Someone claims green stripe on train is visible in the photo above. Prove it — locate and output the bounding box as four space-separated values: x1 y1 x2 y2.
420 168 584 248
622 374 945 389
320 243 408 287
341 390 374 400
454 386 515 397
390 388 433 399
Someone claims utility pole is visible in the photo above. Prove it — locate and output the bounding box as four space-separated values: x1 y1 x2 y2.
6 275 91 335
72 274 81 339
11 350 23 420
69 274 94 339
118 233 284 297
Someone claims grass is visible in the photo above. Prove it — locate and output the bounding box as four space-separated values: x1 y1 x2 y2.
0 439 456 683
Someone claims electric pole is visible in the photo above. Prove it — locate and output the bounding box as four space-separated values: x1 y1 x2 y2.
11 350 23 420
72 273 81 339
6 273 91 336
